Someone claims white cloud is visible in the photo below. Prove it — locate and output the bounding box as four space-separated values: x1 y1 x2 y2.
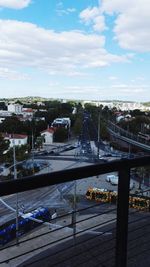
111 83 148 94
136 76 145 81
79 7 106 32
56 2 76 16
112 83 127 88
81 1 150 52
80 7 100 24
0 67 30 80
109 76 118 80
93 15 106 32
66 86 100 93
100 0 150 52
0 20 130 76
67 8 76 13
100 0 132 14
0 0 31 9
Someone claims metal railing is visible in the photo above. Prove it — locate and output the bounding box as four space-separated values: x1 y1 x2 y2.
0 156 150 267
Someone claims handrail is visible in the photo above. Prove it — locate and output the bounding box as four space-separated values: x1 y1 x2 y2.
0 155 150 267
0 156 150 197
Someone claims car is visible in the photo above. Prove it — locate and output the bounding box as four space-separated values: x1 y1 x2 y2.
106 174 117 183
107 174 135 189
110 176 118 185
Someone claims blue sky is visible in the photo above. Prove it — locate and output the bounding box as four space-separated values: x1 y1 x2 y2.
0 0 150 102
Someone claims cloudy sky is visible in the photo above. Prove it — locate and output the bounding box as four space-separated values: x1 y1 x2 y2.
0 0 149 101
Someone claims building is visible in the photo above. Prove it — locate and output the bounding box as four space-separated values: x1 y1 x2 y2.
7 104 23 114
3 133 28 147
41 127 54 144
0 110 12 117
22 108 34 120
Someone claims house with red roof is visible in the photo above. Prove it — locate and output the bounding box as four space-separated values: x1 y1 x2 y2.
41 127 54 144
3 133 28 148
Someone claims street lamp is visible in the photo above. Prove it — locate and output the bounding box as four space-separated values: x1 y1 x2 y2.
73 180 77 245
97 107 101 159
13 139 19 245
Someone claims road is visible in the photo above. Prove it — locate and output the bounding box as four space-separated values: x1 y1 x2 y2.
0 155 91 225
0 144 147 226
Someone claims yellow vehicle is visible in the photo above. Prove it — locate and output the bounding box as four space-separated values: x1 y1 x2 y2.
86 187 150 211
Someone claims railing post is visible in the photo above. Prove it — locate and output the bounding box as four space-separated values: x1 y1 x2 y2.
73 180 77 245
116 168 130 267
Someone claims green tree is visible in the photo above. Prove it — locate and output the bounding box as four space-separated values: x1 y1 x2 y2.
0 134 10 163
0 116 23 134
35 136 44 150
4 145 29 164
54 128 68 142
0 102 7 110
72 117 82 136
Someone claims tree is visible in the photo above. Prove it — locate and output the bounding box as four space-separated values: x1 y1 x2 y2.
0 102 7 110
72 117 82 136
4 144 29 164
0 134 10 163
54 128 68 142
0 116 23 134
35 136 44 150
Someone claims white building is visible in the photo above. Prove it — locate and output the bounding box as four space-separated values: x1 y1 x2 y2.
3 133 28 147
22 108 34 116
41 128 54 144
0 110 12 117
8 104 22 114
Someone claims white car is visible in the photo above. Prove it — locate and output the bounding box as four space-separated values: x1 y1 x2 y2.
106 174 117 183
106 174 135 189
110 176 118 185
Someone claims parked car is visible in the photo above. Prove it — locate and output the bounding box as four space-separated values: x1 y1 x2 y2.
106 174 117 183
106 174 135 189
110 176 118 185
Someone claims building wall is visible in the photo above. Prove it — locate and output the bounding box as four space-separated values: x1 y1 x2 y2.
41 132 53 144
5 137 28 147
8 104 22 114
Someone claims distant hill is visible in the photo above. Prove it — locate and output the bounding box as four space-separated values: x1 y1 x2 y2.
0 96 51 102
0 96 149 106
143 102 150 107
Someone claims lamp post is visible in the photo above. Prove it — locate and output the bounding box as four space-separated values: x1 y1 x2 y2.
13 139 19 245
73 180 77 245
31 130 35 174
97 108 100 159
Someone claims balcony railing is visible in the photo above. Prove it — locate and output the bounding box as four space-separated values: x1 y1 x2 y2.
0 156 150 267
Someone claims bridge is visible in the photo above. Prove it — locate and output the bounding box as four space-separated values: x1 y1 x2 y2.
108 121 150 153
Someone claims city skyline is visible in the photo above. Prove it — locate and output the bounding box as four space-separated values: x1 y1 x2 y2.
0 0 150 101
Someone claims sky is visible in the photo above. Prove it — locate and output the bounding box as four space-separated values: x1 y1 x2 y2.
0 0 150 102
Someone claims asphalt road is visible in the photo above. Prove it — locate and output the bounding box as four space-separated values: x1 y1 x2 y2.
0 151 142 227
